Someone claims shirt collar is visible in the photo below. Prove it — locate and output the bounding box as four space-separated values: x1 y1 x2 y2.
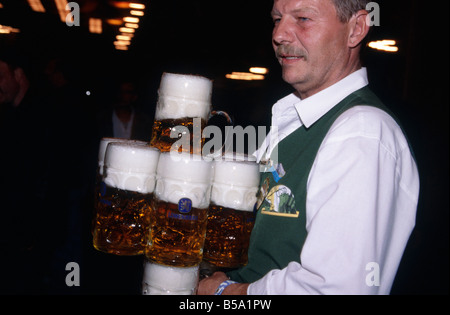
295 68 369 128
255 68 369 163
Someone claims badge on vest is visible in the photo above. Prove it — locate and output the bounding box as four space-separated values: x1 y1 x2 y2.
256 182 299 218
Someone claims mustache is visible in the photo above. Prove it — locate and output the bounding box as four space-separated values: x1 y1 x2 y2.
275 45 307 59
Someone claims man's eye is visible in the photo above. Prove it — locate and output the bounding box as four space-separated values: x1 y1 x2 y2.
273 18 281 25
298 17 310 22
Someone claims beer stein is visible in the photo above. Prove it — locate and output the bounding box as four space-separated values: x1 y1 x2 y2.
145 152 214 267
142 259 199 295
92 138 148 235
203 154 260 268
93 142 160 255
149 72 231 154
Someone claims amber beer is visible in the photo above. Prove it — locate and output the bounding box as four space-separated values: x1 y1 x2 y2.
93 142 160 255
145 152 213 267
150 117 206 153
147 199 209 267
150 73 212 154
203 155 260 268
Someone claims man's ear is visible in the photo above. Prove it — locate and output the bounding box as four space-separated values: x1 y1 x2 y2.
348 10 371 48
13 67 27 84
12 67 30 107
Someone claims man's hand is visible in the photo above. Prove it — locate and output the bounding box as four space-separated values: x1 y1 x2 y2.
197 272 249 295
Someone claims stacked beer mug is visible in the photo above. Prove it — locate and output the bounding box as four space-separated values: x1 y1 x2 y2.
92 73 258 295
92 140 160 256
143 73 217 295
203 153 260 269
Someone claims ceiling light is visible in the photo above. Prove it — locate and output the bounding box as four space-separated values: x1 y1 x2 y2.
119 27 135 33
249 67 269 75
89 18 102 34
226 72 265 81
54 0 69 23
130 10 145 16
0 24 20 34
107 18 123 26
116 34 132 41
368 40 399 53
123 16 139 23
119 32 134 38
129 3 145 10
125 23 139 29
115 45 129 51
114 40 131 46
27 0 46 13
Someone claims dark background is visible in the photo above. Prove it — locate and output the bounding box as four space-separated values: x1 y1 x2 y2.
0 0 448 295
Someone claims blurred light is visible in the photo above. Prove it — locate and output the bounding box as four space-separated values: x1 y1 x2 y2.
249 67 269 75
116 34 132 41
226 72 265 81
129 3 145 10
0 3 3 9
89 18 102 34
123 16 139 23
125 23 139 29
112 1 145 10
86 91 91 96
27 0 45 13
111 1 128 9
368 40 399 52
106 18 123 26
119 32 134 38
54 0 69 23
114 40 131 46
115 45 129 51
130 10 145 16
119 27 135 33
0 24 20 34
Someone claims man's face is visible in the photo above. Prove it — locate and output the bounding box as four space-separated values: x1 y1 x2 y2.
0 60 20 106
271 0 351 98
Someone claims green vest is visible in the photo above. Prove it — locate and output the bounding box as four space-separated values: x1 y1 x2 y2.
229 86 392 283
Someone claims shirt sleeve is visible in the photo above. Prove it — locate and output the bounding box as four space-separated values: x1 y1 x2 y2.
247 106 419 295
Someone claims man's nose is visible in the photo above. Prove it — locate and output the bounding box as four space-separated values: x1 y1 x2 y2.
272 19 294 45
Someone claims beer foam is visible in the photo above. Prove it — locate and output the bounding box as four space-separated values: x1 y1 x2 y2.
211 159 260 211
97 138 147 176
155 73 212 120
142 261 199 295
155 152 213 208
104 143 160 194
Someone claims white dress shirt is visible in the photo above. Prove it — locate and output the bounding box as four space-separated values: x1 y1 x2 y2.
249 68 420 295
112 109 135 139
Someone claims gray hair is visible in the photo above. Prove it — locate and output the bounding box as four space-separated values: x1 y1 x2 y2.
332 0 372 22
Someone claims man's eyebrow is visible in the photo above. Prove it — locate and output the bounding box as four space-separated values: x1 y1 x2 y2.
291 7 319 15
271 7 319 18
270 9 281 17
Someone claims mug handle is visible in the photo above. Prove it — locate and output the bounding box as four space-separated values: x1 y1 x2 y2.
204 110 234 159
209 110 233 126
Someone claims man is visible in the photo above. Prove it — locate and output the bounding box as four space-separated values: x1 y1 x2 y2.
198 0 419 295
96 80 153 142
0 51 52 293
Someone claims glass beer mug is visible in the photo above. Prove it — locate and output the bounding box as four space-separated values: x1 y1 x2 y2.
93 142 160 255
145 152 214 267
93 138 147 233
203 154 260 268
142 259 199 295
150 72 231 154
